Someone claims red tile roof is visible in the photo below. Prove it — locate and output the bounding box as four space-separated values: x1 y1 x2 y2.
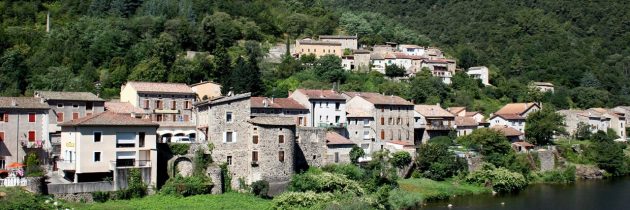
326 132 354 145
388 140 415 147
448 107 466 115
105 102 145 114
455 116 478 127
294 89 346 100
492 114 525 120
345 92 413 106
415 105 455 118
59 111 158 127
0 97 49 109
346 108 373 118
495 103 538 115
125 81 194 94
491 125 523 137
251 97 307 110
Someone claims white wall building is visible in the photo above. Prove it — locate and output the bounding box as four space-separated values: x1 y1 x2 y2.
467 66 490 86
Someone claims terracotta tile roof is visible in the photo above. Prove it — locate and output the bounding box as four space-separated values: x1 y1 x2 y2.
195 93 251 106
399 44 423 49
409 55 428 60
448 107 466 115
326 132 354 145
346 108 373 118
190 80 221 87
298 39 341 46
387 140 415 147
0 97 49 109
370 53 385 60
495 103 538 115
393 52 412 59
248 116 296 126
294 89 345 100
105 102 145 114
492 114 525 120
345 92 413 106
455 116 478 127
59 111 158 127
491 125 523 137
589 108 624 119
414 105 455 118
125 81 194 94
465 112 482 117
384 53 396 59
251 97 307 110
35 91 104 101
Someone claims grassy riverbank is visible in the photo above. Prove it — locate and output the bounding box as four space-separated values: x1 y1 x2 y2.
398 178 490 201
68 192 272 210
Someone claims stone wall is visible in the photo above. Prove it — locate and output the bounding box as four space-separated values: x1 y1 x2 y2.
295 127 327 171
53 192 94 203
538 150 556 172
250 124 295 183
466 155 483 172
47 181 114 194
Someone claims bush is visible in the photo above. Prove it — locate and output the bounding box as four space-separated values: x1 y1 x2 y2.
92 191 111 203
0 187 46 210
169 143 190 155
160 175 212 196
388 188 423 210
465 164 528 193
272 191 335 209
349 145 365 164
25 152 43 177
390 151 412 168
193 149 210 176
321 164 365 181
429 136 453 146
415 144 467 180
251 180 269 198
540 166 576 183
289 170 365 195
127 169 147 198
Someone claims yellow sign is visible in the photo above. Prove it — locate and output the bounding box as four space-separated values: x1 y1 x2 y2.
65 141 75 148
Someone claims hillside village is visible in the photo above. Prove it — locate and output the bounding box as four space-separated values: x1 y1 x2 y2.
1 32 630 203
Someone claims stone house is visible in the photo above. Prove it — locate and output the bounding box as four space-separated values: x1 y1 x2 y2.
558 109 626 140
398 44 425 56
467 66 491 86
370 53 386 73
250 97 309 127
295 38 343 58
120 82 196 142
34 91 105 167
247 117 296 184
319 35 358 50
58 112 158 190
324 132 354 164
530 82 554 93
289 89 347 129
295 127 327 171
344 92 414 155
492 125 524 142
352 49 371 72
0 97 50 169
454 116 479 137
190 81 222 101
613 106 630 140
489 103 540 133
414 105 455 144
421 59 456 84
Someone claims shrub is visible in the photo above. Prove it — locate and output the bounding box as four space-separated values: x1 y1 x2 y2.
160 175 212 196
349 145 365 164
429 136 453 146
388 188 423 210
251 180 270 198
126 168 147 198
289 170 365 195
415 144 467 180
220 163 232 192
541 166 576 183
193 149 210 176
272 191 335 209
169 143 190 155
25 152 43 177
0 187 46 210
321 164 365 180
390 151 412 168
465 164 528 193
91 191 110 203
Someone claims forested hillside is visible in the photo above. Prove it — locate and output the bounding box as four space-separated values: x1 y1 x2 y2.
1 0 629 111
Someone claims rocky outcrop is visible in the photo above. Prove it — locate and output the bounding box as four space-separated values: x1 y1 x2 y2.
575 164 604 179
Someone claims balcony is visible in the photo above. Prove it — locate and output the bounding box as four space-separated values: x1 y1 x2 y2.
21 140 43 149
318 122 347 128
425 124 453 130
57 159 76 171
110 160 151 170
153 109 179 114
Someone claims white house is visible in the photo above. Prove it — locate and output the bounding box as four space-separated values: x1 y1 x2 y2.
489 103 540 133
289 89 347 128
467 66 490 86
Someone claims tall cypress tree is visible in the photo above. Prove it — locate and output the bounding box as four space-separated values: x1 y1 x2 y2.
213 44 231 94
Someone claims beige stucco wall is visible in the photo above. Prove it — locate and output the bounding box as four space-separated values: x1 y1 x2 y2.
120 85 139 107
191 82 222 100
295 43 343 58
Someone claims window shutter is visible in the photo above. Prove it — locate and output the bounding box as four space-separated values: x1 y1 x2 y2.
4 113 8 122
234 132 237 143
223 132 226 143
0 132 4 141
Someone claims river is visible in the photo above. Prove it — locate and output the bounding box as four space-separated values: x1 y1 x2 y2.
422 177 630 210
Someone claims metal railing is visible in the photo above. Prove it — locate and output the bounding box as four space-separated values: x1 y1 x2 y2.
317 122 347 128
109 160 151 170
21 140 43 148
425 124 453 130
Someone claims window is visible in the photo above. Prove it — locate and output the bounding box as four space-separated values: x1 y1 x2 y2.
156 100 163 109
28 131 36 141
73 112 79 120
57 113 64 122
94 152 101 162
72 104 79 109
381 117 384 125
335 102 340 110
139 132 145 147
252 151 258 162
185 101 191 109
0 113 6 122
227 156 232 165
28 113 35 122
279 135 285 143
380 130 385 140
116 132 136 148
143 100 150 109
171 101 177 110
156 114 163 121
0 132 4 141
334 152 339 163
94 132 102 142
57 103 64 108
252 135 259 144
86 102 93 110
326 102 329 108
363 119 369 126
225 131 234 143
226 112 233 123
278 151 285 162
183 115 189 122
388 117 392 125
0 157 5 169
335 116 340 123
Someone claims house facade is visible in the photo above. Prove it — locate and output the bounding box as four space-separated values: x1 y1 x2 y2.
0 97 50 168
559 108 626 140
324 131 354 164
250 97 309 127
58 112 158 189
319 35 358 50
120 82 196 142
289 89 347 128
530 82 555 93
467 66 490 86
414 105 455 144
344 92 414 154
295 39 343 58
489 103 540 133
190 81 222 101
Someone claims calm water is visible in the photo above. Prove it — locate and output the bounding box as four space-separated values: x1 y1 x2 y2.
423 177 630 210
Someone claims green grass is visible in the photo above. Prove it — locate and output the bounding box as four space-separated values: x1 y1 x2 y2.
398 178 490 201
68 192 272 210
554 139 596 164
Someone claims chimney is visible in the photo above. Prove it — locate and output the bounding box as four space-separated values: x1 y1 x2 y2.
11 99 17 107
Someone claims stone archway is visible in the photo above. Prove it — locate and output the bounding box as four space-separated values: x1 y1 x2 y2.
160 133 173 143
168 155 195 178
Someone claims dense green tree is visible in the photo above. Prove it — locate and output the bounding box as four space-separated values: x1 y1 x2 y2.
384 64 406 78
525 106 566 145
457 47 480 70
415 144 467 180
458 128 511 156
129 57 167 82
349 145 365 164
313 55 347 83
